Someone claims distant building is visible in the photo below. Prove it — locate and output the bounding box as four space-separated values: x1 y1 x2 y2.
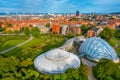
37 25 49 34
76 11 79 16
61 25 68 35
87 27 103 37
67 26 82 35
52 23 60 34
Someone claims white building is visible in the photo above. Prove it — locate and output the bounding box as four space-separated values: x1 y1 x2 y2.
34 48 80 74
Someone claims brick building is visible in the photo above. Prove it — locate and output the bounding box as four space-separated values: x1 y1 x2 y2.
52 23 60 34
87 27 103 37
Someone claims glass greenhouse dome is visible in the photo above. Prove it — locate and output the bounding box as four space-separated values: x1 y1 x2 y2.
34 48 80 74
79 37 119 63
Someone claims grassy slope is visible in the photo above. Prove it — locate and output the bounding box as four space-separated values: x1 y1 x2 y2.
0 40 26 52
4 34 66 60
0 35 28 52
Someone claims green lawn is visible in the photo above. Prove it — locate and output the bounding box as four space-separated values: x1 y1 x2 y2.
0 34 89 80
0 35 28 52
4 34 66 60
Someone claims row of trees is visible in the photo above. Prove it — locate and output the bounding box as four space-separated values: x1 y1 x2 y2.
23 27 40 38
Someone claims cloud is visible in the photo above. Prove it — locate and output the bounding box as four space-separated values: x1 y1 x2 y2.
0 0 120 13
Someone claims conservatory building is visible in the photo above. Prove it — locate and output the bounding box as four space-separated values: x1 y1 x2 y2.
34 48 80 74
79 37 119 63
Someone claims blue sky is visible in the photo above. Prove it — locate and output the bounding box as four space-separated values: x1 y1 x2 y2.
0 0 120 13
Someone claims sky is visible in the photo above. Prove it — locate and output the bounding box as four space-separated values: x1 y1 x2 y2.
0 0 120 13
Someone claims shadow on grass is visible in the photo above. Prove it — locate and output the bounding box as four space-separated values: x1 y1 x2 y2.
0 44 16 52
4 47 23 57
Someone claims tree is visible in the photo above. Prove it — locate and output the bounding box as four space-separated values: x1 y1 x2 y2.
0 27 5 32
31 27 40 38
61 73 67 80
5 23 13 27
99 27 114 41
81 25 87 35
109 38 116 47
81 65 90 75
53 74 60 80
115 29 120 38
93 59 120 80
72 70 79 80
71 17 78 21
14 30 19 34
0 56 20 79
21 58 33 67
46 23 50 27
24 27 30 36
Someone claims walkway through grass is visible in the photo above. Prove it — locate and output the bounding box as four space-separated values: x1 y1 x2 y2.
4 34 66 60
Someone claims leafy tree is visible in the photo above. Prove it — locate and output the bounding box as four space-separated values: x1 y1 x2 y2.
23 27 30 36
61 73 67 80
20 27 24 33
71 17 78 21
0 26 5 32
81 65 90 75
53 74 61 80
109 38 116 47
14 30 19 34
29 24 33 28
99 27 114 41
0 56 20 79
93 59 120 80
46 23 50 27
72 70 79 79
21 58 33 67
114 29 120 38
81 25 87 35
31 27 40 38
66 32 74 38
5 23 13 27
24 69 39 79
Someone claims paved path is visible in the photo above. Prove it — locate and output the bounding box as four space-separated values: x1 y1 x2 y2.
0 36 33 54
0 33 24 36
81 58 97 80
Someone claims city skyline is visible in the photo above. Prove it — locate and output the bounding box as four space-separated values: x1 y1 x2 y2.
0 0 120 13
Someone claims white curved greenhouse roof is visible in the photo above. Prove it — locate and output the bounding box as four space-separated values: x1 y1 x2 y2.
34 48 80 74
